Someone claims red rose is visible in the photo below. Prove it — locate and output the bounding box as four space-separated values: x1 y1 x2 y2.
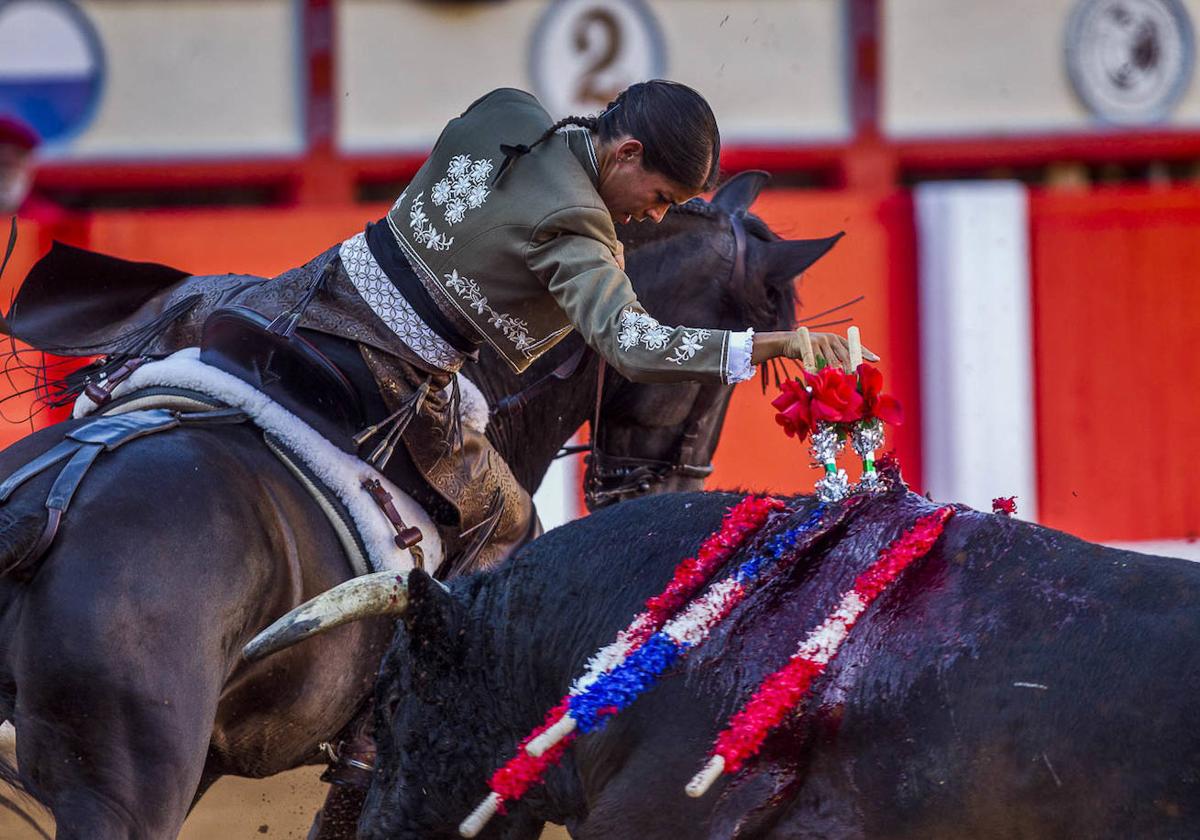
856 363 903 426
804 367 864 424
771 378 813 440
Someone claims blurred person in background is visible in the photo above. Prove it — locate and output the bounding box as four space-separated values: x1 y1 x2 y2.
0 115 64 226
0 115 38 218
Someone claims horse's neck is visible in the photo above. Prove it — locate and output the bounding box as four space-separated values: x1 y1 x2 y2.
468 344 597 495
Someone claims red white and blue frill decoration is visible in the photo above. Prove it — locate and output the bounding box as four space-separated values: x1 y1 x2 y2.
459 336 955 837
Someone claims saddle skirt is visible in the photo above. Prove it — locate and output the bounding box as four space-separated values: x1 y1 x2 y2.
72 348 489 575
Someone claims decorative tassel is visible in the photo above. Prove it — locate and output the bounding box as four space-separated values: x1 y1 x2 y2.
447 373 464 452
354 379 430 471
268 260 336 339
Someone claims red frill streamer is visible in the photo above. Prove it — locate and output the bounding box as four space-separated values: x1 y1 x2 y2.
640 495 784 637
712 505 955 773
484 495 781 811
488 700 577 811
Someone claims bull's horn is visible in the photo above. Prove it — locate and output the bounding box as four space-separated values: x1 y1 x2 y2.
242 571 409 661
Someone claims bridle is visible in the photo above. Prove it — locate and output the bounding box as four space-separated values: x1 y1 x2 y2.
490 212 750 510
582 212 750 509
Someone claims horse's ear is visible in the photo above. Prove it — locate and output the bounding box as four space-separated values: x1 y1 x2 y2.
712 170 771 214
770 232 845 279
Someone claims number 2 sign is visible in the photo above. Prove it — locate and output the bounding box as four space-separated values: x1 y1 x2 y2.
529 0 667 118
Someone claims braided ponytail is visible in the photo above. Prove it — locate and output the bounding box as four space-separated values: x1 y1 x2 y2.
532 114 600 149
493 81 720 193
494 114 601 184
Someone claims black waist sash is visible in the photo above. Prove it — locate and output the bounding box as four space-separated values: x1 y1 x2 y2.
364 220 478 354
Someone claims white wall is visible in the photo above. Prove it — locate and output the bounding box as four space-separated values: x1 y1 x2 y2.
915 181 1038 518
885 0 1200 137
68 0 304 158
337 0 850 152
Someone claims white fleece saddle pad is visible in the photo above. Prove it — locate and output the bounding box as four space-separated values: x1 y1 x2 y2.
72 348 489 575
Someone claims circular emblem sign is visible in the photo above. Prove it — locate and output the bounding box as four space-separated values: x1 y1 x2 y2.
0 0 105 143
1066 0 1195 124
529 0 667 118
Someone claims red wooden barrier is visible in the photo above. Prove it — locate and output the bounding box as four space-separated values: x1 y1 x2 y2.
2 191 922 504
1031 186 1200 542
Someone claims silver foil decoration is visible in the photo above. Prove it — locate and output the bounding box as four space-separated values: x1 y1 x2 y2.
851 418 887 494
815 469 851 502
811 422 850 501
857 469 884 494
809 422 844 467
850 419 885 459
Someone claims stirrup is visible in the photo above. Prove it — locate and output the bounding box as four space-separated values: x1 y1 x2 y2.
318 732 377 791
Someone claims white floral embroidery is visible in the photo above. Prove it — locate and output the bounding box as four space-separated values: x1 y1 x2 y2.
445 197 467 225
448 154 472 178
617 308 642 351
466 183 490 209
642 324 672 350
431 179 452 206
616 306 708 360
470 158 493 183
428 153 495 227
667 329 712 365
444 270 533 352
408 192 453 251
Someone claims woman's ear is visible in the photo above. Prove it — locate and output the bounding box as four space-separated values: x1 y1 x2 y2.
615 137 644 164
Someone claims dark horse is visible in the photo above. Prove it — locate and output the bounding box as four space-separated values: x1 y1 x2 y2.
0 173 836 837
258 483 1200 839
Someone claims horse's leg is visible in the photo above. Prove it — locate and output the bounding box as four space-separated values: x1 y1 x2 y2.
12 622 220 840
7 495 231 840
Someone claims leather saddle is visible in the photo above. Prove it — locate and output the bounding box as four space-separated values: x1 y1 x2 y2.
199 305 365 450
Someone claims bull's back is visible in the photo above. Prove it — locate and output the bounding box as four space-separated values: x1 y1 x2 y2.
792 510 1200 839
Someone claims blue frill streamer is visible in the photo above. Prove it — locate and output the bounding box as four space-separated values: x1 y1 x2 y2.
568 503 828 734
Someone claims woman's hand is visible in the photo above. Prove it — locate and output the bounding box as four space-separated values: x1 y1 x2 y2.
752 330 879 370
807 331 878 370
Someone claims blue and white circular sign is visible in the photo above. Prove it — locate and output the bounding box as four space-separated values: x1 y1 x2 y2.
529 0 667 119
0 0 104 143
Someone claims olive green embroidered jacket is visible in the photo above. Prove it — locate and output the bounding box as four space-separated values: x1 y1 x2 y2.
382 88 749 384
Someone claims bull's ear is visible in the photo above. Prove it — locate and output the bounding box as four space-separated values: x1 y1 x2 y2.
402 569 465 659
770 232 845 278
712 170 770 214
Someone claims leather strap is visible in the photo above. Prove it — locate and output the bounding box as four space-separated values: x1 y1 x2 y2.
83 356 149 408
361 478 424 555
0 439 79 502
490 342 592 418
730 212 749 292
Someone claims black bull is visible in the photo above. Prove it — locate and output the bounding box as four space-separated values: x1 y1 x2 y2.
331 487 1200 839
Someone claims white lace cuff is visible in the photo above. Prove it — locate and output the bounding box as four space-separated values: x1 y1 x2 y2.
725 328 756 384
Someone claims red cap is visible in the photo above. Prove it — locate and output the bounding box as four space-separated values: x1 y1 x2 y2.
0 116 39 151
